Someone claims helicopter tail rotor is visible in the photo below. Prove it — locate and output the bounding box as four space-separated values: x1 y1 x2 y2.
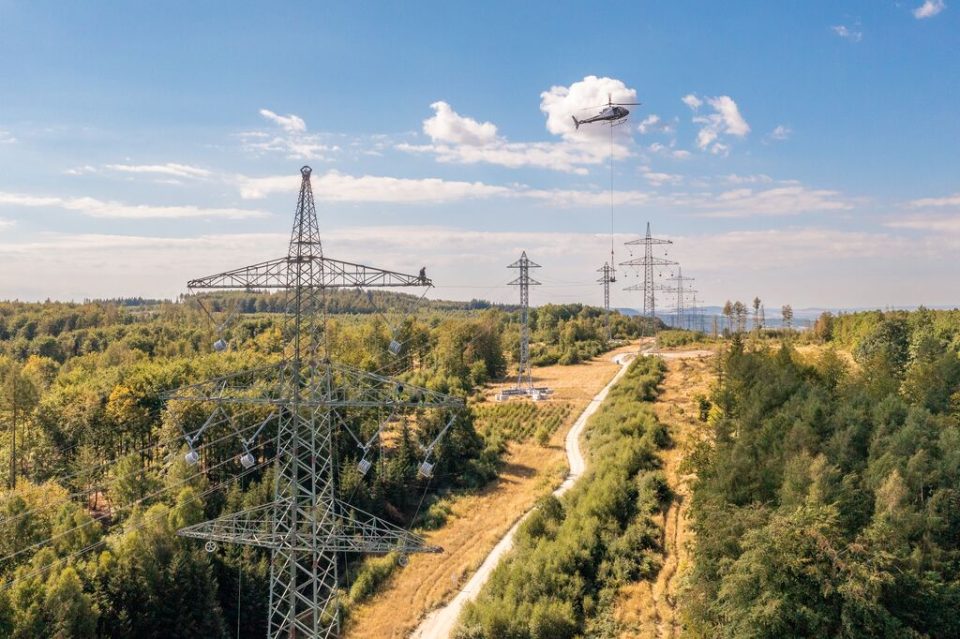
571 115 581 130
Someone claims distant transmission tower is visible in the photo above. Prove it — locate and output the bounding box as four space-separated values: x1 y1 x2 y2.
169 166 462 638
665 266 695 329
508 251 541 389
597 262 616 341
620 222 675 334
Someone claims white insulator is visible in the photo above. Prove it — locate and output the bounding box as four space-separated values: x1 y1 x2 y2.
204 541 217 553
418 461 434 479
185 450 200 465
388 340 402 356
240 452 256 469
213 338 228 352
357 458 372 476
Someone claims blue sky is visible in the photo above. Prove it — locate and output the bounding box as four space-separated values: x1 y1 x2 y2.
0 0 957 309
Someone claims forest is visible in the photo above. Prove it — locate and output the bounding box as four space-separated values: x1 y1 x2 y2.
683 308 960 637
0 294 633 637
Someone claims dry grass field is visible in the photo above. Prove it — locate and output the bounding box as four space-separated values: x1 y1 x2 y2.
343 341 642 639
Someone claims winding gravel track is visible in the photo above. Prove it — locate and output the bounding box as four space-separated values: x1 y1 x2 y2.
410 351 636 639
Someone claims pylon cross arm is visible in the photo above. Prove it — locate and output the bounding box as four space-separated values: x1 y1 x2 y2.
177 500 441 554
624 238 672 246
187 256 430 291
618 257 678 267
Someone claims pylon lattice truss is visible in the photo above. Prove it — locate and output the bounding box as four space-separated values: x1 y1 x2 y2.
508 251 540 389
167 166 463 639
663 266 696 329
498 251 551 401
596 262 616 341
620 222 676 331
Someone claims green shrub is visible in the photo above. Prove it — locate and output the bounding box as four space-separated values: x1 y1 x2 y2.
348 553 398 605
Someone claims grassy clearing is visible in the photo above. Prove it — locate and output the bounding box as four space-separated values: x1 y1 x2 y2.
472 400 574 446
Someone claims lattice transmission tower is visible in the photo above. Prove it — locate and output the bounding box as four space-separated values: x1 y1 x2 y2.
507 251 540 390
620 222 676 334
597 262 616 341
508 251 541 389
168 166 462 638
664 266 696 329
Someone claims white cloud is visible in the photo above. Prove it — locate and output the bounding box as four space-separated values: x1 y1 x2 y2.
397 139 621 175
519 188 651 208
690 185 852 217
688 94 750 154
887 214 960 233
908 192 960 208
104 163 212 179
708 96 750 136
0 218 14 229
400 81 639 174
673 228 915 280
709 142 730 157
239 110 337 160
64 165 98 176
831 25 863 42
258 109 306 134
724 173 774 185
0 130 15 144
769 125 792 141
237 170 512 203
0 191 267 219
681 94 703 111
647 143 691 160
637 115 661 134
914 0 946 18
641 170 683 187
423 101 498 145
236 169 655 207
636 114 675 136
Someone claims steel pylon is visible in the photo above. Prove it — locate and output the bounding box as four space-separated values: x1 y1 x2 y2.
620 222 675 334
507 251 541 389
596 262 616 341
663 266 696 329
168 166 461 638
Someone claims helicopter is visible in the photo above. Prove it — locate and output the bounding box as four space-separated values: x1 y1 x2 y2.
571 93 642 130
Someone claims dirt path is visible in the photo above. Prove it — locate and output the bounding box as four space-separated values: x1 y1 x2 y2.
343 342 640 639
614 352 715 639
